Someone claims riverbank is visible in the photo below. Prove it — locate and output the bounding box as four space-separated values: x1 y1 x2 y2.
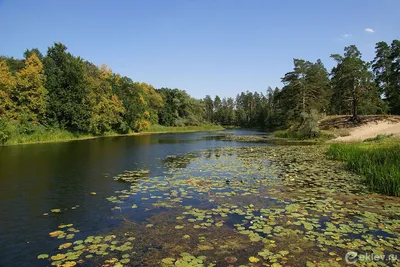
220 127 400 197
322 115 400 142
0 124 224 147
271 115 400 142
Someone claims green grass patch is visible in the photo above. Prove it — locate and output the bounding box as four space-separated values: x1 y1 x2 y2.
274 129 334 141
327 137 400 196
4 127 93 146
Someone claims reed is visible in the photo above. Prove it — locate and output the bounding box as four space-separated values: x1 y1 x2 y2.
327 137 400 196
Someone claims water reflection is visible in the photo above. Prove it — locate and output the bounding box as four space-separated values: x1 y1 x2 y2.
0 130 264 266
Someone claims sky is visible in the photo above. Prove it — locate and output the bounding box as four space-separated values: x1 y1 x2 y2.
1 0 399 99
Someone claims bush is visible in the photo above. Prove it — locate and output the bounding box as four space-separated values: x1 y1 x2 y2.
117 121 130 134
274 109 322 139
0 118 13 145
173 118 186 127
297 109 320 138
134 119 151 132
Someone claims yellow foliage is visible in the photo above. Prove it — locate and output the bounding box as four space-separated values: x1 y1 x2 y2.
15 54 47 122
139 94 146 105
113 73 121 86
143 111 150 120
134 119 151 132
86 63 126 134
139 82 163 109
0 60 16 117
99 64 112 80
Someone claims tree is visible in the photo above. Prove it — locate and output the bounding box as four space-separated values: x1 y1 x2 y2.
330 45 381 119
14 53 47 123
157 88 204 127
388 40 400 114
372 41 391 96
280 59 330 124
85 63 125 134
213 96 222 123
24 48 44 62
281 59 310 115
139 82 163 125
44 43 91 131
0 60 16 119
203 95 214 122
0 56 24 73
307 59 331 113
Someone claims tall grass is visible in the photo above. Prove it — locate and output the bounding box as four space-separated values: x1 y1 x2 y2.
5 128 92 146
274 129 334 140
327 138 400 196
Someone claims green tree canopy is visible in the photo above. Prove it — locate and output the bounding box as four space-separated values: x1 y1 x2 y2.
44 42 91 131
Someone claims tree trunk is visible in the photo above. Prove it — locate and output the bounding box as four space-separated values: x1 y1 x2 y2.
352 83 359 121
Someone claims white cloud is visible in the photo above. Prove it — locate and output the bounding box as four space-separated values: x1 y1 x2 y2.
365 28 375 33
342 33 352 38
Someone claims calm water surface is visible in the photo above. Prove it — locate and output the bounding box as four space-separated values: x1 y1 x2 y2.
0 130 265 267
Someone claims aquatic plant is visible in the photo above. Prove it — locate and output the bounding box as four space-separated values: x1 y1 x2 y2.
37 145 400 266
327 139 400 196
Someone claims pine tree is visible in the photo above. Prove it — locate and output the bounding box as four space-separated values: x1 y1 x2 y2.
280 59 330 122
388 40 400 114
330 45 381 119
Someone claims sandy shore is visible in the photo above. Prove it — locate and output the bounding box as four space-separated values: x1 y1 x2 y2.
329 121 400 142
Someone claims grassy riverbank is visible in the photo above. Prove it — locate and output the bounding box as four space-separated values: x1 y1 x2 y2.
273 129 334 142
1 124 224 147
327 136 400 196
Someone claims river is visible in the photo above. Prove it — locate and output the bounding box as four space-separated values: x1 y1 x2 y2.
0 130 264 267
1 130 399 266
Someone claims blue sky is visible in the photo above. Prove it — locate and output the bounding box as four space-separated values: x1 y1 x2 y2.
1 0 399 98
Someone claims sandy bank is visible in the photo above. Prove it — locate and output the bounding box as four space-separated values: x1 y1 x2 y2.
329 120 400 142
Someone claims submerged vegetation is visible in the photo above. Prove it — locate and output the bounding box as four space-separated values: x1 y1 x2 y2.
36 144 400 266
327 137 400 196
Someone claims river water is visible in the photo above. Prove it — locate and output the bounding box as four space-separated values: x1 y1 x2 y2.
2 130 399 267
0 130 264 267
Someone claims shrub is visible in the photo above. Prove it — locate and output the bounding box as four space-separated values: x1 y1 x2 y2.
297 109 321 138
134 119 151 132
0 118 13 145
275 109 322 139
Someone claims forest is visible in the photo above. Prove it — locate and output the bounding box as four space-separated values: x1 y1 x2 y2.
1 40 400 144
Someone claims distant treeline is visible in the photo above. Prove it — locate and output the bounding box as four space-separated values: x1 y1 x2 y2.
206 40 400 129
1 40 399 142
